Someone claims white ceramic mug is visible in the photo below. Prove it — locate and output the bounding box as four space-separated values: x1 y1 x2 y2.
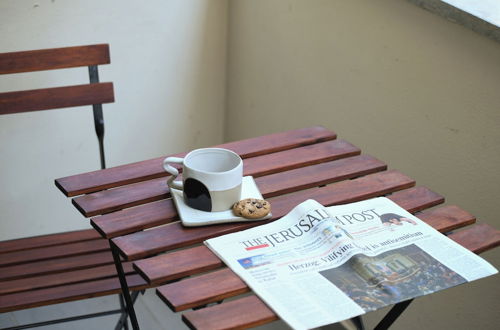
163 148 243 212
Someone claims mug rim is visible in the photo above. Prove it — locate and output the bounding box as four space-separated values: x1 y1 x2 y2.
184 147 242 175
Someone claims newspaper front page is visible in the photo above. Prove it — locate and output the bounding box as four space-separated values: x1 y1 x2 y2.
205 198 498 330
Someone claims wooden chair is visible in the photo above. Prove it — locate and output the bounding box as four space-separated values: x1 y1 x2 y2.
0 44 145 329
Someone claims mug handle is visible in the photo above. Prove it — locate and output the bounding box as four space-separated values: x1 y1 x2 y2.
163 157 184 190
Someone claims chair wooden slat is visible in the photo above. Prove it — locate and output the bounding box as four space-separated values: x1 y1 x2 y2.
0 83 114 115
0 44 128 316
77 152 381 218
182 295 278 330
55 126 337 197
113 170 416 261
0 239 110 267
0 251 114 282
180 223 500 330
0 274 148 313
0 44 110 74
90 154 384 238
0 229 100 254
0 262 135 296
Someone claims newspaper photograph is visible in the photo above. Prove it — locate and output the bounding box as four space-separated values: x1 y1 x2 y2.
204 198 498 330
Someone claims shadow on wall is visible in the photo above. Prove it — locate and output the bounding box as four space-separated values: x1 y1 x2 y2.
224 1 500 329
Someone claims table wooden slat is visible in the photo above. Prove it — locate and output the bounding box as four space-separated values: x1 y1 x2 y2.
181 223 500 330
92 199 177 239
254 154 386 198
384 186 444 214
91 154 386 238
74 139 362 217
447 223 500 254
134 246 223 285
417 205 475 233
156 204 475 311
55 126 337 197
182 295 278 330
242 139 360 178
182 295 279 330
113 170 415 261
157 268 249 312
134 186 444 285
49 126 499 330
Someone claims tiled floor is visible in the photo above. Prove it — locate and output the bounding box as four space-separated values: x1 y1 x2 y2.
0 290 184 330
0 290 352 329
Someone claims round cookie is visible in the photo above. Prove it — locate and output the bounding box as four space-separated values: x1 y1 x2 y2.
233 198 271 219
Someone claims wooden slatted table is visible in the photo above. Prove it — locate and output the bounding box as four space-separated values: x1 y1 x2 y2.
55 126 500 330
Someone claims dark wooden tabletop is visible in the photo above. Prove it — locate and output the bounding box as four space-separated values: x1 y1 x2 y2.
56 126 500 329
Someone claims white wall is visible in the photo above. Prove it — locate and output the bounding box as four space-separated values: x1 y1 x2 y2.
0 0 227 239
225 0 499 329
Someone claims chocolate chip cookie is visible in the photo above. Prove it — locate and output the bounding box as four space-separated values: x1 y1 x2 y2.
233 198 271 219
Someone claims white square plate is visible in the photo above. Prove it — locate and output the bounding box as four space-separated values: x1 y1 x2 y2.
171 176 272 227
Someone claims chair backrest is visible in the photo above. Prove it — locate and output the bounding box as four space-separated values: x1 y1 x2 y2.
0 44 115 169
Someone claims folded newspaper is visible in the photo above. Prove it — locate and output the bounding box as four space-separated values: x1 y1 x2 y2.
205 198 498 330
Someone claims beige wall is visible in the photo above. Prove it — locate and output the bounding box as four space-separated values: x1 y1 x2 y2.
0 0 227 239
226 0 499 329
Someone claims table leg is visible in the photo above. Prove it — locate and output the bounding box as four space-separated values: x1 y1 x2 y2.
374 299 413 330
111 243 140 330
351 316 365 330
115 291 141 330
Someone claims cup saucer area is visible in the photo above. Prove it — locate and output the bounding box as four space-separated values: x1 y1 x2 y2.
171 176 272 227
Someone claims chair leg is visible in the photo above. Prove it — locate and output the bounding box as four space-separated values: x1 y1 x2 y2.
115 294 129 330
111 244 140 330
114 291 141 330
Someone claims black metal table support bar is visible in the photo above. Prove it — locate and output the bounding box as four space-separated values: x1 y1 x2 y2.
374 299 413 330
117 293 129 330
351 316 365 330
114 291 141 330
111 243 140 330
